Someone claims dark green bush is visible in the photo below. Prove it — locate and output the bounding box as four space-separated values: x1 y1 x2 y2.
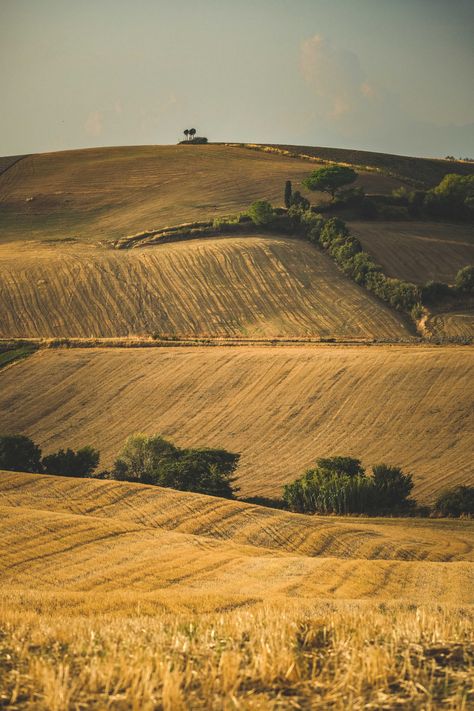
455 265 474 293
424 174 474 220
0 435 42 473
247 200 275 226
42 446 100 478
421 280 452 305
434 485 474 517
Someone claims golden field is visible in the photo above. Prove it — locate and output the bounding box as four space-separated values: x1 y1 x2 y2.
1 142 474 709
0 345 472 501
0 235 412 339
0 145 404 246
0 472 473 709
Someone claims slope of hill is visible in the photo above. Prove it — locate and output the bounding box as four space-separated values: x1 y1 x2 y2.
0 144 405 246
259 143 474 187
350 221 474 285
0 236 413 339
2 471 473 564
0 345 471 502
2 471 472 709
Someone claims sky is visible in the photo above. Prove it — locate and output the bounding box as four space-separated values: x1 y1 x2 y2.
1 0 473 158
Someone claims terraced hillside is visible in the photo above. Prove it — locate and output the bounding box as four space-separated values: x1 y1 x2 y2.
0 145 403 246
0 236 412 339
0 345 471 501
351 221 474 285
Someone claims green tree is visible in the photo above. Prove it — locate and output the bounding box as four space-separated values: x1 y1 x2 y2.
111 434 239 498
284 180 292 208
0 435 42 473
455 265 474 293
435 485 474 517
247 200 274 226
371 464 414 510
302 165 357 200
42 446 100 478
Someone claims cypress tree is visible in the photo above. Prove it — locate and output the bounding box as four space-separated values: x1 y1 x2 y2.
284 180 292 208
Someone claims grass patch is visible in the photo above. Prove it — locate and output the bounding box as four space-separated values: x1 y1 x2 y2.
0 345 37 371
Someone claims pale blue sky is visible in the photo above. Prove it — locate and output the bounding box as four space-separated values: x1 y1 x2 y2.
1 0 473 157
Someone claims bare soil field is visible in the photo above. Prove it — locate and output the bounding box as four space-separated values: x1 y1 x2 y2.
1 472 473 708
0 345 471 501
350 220 474 284
0 236 412 339
0 145 403 246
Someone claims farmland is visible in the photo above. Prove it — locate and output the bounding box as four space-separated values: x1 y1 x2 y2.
0 345 471 501
0 236 412 339
0 141 473 710
350 220 474 285
0 144 405 246
1 471 473 709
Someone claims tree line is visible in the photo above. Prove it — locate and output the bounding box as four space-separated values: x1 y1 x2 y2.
0 434 472 517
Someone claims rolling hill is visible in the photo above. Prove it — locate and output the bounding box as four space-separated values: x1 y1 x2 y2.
0 345 472 502
0 235 413 339
0 144 404 246
350 220 474 285
2 470 472 709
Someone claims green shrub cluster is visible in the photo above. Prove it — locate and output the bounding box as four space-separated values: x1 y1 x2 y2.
318 218 421 312
434 485 474 517
109 433 239 498
283 457 415 515
0 434 99 478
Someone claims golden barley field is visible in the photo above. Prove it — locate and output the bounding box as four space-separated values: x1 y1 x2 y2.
350 221 474 285
0 236 412 339
0 345 472 501
1 472 473 709
0 145 404 246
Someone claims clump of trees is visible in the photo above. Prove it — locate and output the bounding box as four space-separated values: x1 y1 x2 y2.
423 174 474 220
283 457 415 515
0 435 100 478
180 128 208 144
108 433 239 498
434 486 474 517
302 165 357 201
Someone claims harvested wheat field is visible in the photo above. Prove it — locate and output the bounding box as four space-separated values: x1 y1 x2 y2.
0 145 404 247
425 307 474 340
0 345 472 501
0 472 473 709
0 236 413 339
350 220 474 285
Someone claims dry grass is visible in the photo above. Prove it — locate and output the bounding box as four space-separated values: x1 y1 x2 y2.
1 594 472 710
425 307 474 341
0 236 412 340
0 345 472 501
0 145 404 246
0 474 473 709
350 221 474 286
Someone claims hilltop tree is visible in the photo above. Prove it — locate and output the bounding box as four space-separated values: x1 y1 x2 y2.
189 128 196 140
302 165 357 200
183 129 189 141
